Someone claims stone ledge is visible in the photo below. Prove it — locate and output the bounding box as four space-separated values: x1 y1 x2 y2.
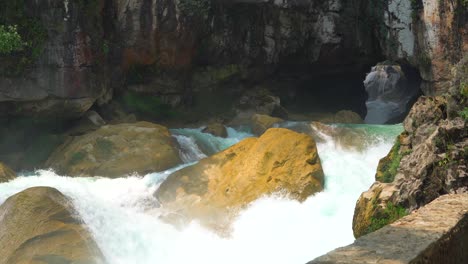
308 193 468 264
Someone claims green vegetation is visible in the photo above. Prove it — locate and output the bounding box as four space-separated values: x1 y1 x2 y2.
0 0 47 75
367 202 408 233
120 91 174 120
378 138 411 183
460 82 468 98
0 25 25 54
459 107 468 121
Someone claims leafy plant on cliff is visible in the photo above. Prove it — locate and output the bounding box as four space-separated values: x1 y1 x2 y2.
459 107 468 121
367 202 407 234
0 25 25 54
0 0 47 76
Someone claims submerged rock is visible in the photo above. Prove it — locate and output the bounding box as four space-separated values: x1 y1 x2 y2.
46 122 181 177
202 123 228 138
155 128 324 230
0 187 105 264
0 162 16 183
250 114 284 136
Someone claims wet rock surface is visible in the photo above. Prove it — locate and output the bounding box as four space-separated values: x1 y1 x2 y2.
0 187 105 264
46 122 182 177
155 128 324 230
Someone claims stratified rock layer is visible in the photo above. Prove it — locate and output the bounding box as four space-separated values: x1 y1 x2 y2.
309 193 468 264
155 128 324 228
46 122 181 177
0 187 105 264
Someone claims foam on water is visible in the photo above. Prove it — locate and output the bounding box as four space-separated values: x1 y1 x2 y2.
0 124 402 264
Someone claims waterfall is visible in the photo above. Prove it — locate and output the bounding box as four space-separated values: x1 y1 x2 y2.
364 64 419 124
0 124 402 264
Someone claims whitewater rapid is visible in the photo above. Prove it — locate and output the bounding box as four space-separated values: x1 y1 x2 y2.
0 124 402 264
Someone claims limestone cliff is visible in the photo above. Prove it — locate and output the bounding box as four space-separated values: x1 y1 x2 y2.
353 56 468 238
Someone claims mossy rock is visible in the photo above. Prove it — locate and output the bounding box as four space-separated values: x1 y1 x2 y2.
352 183 407 238
46 122 182 177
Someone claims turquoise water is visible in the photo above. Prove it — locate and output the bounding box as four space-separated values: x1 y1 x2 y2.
0 124 403 264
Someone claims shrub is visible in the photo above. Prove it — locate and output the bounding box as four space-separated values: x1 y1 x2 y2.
0 25 25 54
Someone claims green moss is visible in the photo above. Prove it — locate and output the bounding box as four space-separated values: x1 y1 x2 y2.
96 138 114 157
378 138 410 183
68 151 86 166
367 202 407 234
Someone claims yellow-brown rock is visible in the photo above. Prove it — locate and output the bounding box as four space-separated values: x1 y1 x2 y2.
0 187 105 264
250 114 284 135
46 122 181 177
0 162 16 183
156 128 324 229
352 182 400 238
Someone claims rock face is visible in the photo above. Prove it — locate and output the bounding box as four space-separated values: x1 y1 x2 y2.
46 122 181 177
155 128 324 228
1 0 382 117
364 64 419 124
0 162 16 183
379 0 468 94
309 193 468 264
0 187 105 264
353 57 468 238
250 114 283 136
0 0 110 117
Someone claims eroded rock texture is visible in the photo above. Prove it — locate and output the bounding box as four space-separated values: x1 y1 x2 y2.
310 193 468 264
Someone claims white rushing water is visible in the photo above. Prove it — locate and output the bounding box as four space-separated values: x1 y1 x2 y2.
0 124 402 264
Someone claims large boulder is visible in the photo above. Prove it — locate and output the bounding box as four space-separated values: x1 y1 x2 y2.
155 128 324 229
0 162 16 183
46 122 182 177
0 187 105 264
